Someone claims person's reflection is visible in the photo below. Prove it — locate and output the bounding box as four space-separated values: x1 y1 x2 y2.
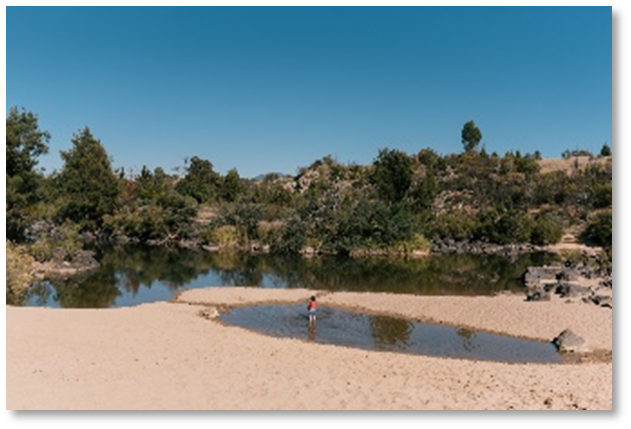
457 328 477 353
308 321 316 342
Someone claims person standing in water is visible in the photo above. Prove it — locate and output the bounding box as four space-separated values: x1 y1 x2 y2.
307 296 317 324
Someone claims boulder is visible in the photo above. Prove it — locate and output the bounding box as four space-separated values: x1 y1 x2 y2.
557 267 581 282
199 307 220 319
523 266 562 288
591 295 613 308
552 329 589 353
526 289 551 302
555 282 591 299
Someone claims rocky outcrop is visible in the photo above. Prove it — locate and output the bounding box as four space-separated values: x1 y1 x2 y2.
524 266 562 289
431 238 543 258
32 249 100 279
523 259 612 307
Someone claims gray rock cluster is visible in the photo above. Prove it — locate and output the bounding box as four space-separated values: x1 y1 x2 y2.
431 238 542 258
523 263 612 308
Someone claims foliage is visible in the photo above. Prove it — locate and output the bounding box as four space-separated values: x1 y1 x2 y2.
600 144 611 157
6 108 613 256
370 148 413 203
104 165 198 241
221 168 244 202
6 107 50 178
6 240 36 305
29 220 83 262
461 120 482 152
530 212 564 245
204 225 240 248
57 127 121 230
175 156 222 203
6 107 50 241
582 211 612 249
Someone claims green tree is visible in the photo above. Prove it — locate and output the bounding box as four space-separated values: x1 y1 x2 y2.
6 107 50 177
582 211 612 250
175 156 222 203
57 127 121 230
461 120 482 153
221 168 244 202
530 212 563 245
600 143 612 157
6 108 50 240
370 148 413 203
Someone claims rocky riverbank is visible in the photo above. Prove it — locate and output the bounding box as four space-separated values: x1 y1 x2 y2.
31 248 100 279
522 259 612 308
431 238 544 257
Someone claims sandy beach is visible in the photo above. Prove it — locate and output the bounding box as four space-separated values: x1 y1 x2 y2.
6 287 612 410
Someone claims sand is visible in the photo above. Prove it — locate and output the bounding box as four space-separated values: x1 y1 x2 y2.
6 287 612 410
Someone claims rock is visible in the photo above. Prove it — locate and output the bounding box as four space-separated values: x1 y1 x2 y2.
25 220 54 242
523 266 562 288
591 295 612 308
552 329 589 353
557 268 581 282
32 249 99 279
555 282 591 299
526 289 551 302
199 307 220 319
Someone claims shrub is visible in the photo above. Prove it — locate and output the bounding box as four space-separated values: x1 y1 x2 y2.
530 212 564 245
582 211 612 249
6 240 36 305
205 225 240 249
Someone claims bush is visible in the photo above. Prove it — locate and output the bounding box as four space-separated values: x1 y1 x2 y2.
530 212 563 245
473 209 534 244
430 212 476 241
6 240 36 305
204 225 240 249
582 211 612 249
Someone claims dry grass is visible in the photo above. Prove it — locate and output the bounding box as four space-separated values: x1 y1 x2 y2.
538 156 611 175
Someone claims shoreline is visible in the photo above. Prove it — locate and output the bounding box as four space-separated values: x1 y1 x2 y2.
6 287 612 410
176 287 612 354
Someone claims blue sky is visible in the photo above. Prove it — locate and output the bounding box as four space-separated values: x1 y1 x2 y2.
6 6 612 178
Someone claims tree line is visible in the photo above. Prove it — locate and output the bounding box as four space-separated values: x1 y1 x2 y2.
7 107 612 265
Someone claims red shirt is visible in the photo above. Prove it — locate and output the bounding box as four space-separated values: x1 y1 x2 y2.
308 301 317 311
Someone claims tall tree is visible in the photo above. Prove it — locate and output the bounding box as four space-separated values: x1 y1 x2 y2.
370 148 413 203
461 120 483 153
6 107 50 177
6 107 50 240
221 168 244 202
175 156 222 203
57 127 121 230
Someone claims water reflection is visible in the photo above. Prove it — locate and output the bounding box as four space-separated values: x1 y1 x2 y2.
370 315 413 351
25 244 560 308
220 304 563 363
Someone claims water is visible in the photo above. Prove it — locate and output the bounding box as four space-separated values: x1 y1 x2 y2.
220 304 563 363
25 244 560 309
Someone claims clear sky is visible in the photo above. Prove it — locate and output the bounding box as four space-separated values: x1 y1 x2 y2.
6 6 612 178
